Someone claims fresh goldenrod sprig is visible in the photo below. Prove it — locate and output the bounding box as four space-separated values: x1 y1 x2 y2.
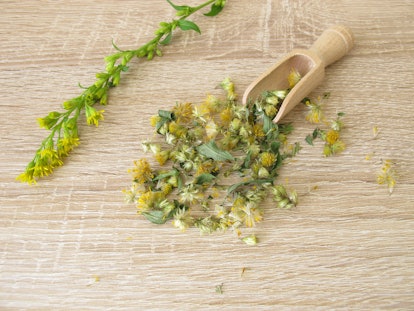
18 0 227 184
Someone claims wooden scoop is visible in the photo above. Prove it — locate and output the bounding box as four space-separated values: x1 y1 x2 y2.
242 25 354 123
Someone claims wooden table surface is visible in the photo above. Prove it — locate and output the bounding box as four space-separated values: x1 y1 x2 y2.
1 1 413 310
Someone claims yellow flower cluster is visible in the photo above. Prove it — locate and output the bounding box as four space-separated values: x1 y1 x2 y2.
129 158 153 184
17 134 80 185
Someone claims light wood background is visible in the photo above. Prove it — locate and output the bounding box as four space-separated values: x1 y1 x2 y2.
1 1 413 310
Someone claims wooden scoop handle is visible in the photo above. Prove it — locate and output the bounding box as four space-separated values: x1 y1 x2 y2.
309 25 354 67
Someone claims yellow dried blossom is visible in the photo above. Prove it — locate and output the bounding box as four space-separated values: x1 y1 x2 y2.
137 190 157 211
242 234 258 246
220 77 237 100
287 68 301 88
231 197 263 228
220 107 233 126
203 94 221 113
129 159 153 184
264 105 278 118
377 159 397 194
161 183 173 195
205 120 218 140
325 129 339 145
172 102 193 123
253 123 265 139
150 115 161 127
168 121 187 137
304 98 324 124
260 152 276 167
172 208 193 231
155 150 170 165
330 140 346 154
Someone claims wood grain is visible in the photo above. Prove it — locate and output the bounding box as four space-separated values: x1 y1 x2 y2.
1 1 413 309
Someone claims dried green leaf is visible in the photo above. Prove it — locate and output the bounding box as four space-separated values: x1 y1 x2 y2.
142 210 168 224
270 141 281 154
305 134 314 145
153 169 179 182
197 141 234 162
228 178 274 195
195 173 216 185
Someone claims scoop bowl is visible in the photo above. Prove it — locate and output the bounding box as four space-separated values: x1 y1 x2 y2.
242 25 354 123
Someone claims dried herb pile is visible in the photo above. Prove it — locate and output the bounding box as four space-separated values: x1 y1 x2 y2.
125 71 347 241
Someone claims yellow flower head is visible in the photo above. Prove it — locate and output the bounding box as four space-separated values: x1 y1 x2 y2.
172 102 193 123
161 183 173 195
260 152 276 167
85 105 104 126
172 208 193 231
325 130 340 145
264 105 278 118
232 200 263 228
203 94 221 113
168 121 187 137
150 115 161 127
377 160 397 194
137 190 157 211
253 123 265 139
39 148 63 168
220 107 233 126
330 140 346 154
287 68 301 88
220 77 237 100
129 159 153 184
155 150 170 165
205 120 218 140
57 137 80 157
305 99 324 124
16 170 36 185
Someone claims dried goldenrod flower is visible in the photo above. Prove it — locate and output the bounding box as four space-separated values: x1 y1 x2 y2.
287 68 301 88
205 120 219 140
168 121 187 137
150 115 161 127
137 190 161 211
304 98 324 124
325 129 339 145
129 159 153 184
172 208 193 231
242 234 258 246
260 152 276 167
220 107 232 125
220 77 237 100
271 185 298 209
377 159 397 194
173 102 193 123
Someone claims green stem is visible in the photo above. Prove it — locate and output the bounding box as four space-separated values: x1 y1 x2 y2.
19 0 226 184
193 0 216 12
